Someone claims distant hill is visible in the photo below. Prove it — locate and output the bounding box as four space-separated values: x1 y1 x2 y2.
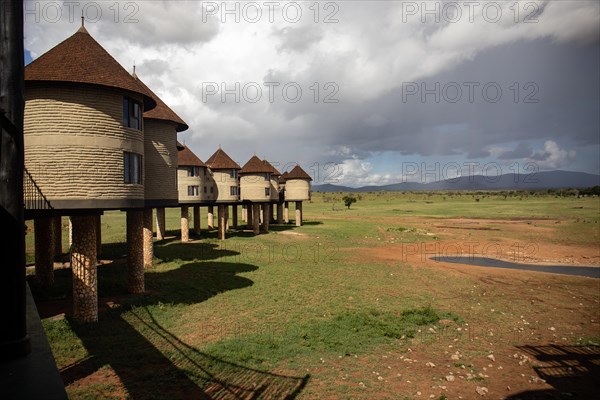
312 170 600 192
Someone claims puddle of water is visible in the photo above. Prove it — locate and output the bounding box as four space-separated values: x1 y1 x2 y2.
431 257 600 279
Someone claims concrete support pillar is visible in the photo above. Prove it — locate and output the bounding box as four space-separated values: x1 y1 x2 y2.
248 204 254 227
193 206 201 235
68 217 73 248
95 215 102 258
270 204 275 223
71 215 97 323
261 203 270 233
126 210 144 294
34 217 54 288
155 207 166 240
181 206 189 242
252 204 260 235
259 206 264 224
277 203 283 224
295 201 303 227
284 201 289 223
208 205 214 229
53 216 62 257
242 205 247 222
225 205 229 231
232 205 238 228
143 208 153 268
218 205 226 240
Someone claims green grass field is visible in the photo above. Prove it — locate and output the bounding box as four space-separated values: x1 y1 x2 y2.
28 192 600 399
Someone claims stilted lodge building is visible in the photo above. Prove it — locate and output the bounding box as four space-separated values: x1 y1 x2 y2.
263 159 282 202
205 148 241 203
22 24 188 323
284 165 312 201
177 142 215 203
239 155 272 202
135 74 188 208
24 25 156 211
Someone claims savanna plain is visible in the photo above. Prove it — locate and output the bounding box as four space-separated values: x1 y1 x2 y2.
27 192 600 399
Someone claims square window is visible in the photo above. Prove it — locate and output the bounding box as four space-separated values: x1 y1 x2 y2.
188 186 199 196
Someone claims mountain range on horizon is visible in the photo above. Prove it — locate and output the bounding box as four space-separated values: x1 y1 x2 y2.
312 170 600 192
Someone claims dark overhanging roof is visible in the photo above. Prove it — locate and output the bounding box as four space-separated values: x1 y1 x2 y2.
286 165 312 181
25 26 156 111
263 159 281 176
240 155 272 174
177 142 205 167
205 148 241 170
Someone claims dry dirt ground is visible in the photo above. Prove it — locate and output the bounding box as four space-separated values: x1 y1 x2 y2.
347 216 600 399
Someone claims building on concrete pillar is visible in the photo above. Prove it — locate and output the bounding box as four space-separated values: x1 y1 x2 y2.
177 143 214 204
239 156 273 234
24 26 156 212
136 74 188 210
240 156 272 202
23 25 158 322
205 147 241 203
263 159 281 223
283 165 312 202
263 159 282 202
22 24 197 321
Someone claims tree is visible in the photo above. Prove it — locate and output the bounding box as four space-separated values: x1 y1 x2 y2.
343 195 357 209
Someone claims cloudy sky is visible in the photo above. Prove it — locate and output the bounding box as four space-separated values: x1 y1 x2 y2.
24 0 599 187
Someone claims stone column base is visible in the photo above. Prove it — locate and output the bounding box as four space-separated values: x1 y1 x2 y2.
71 215 98 323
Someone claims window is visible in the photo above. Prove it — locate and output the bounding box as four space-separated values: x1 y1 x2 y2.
203 168 207 176
230 169 238 179
265 187 270 197
264 172 270 181
124 152 142 184
187 166 199 177
188 186 199 196
230 186 238 196
123 97 142 130
203 186 207 193
210 186 214 193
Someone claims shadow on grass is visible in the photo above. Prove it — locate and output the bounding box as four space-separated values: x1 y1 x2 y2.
38 260 310 399
505 344 600 399
61 304 309 399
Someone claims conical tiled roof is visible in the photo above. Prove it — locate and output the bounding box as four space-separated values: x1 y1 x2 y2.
134 74 188 132
263 159 281 176
25 26 156 111
286 165 312 181
280 171 289 183
240 155 272 174
177 142 205 167
205 148 241 170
